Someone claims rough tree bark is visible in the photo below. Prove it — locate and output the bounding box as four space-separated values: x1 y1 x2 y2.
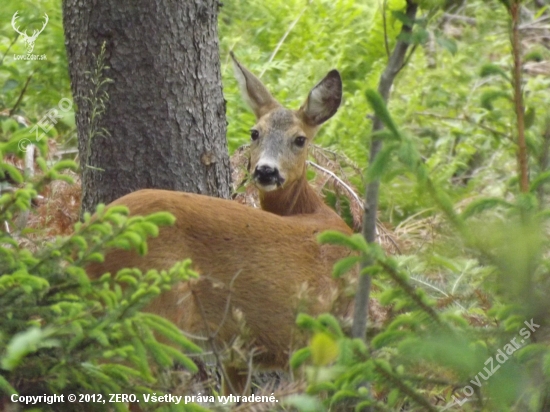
62 0 231 214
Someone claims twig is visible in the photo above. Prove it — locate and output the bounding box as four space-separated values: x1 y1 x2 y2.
191 285 237 395
0 35 19 66
259 5 308 78
309 157 402 253
377 260 441 324
242 347 259 396
186 351 213 357
376 222 402 254
374 360 438 412
451 264 472 295
9 72 35 116
190 269 243 395
180 330 209 341
510 2 529 193
307 160 363 208
212 270 243 339
310 144 364 183
519 14 550 30
415 111 512 141
395 208 434 231
410 275 467 311
442 13 477 25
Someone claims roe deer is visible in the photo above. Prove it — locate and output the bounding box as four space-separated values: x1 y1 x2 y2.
87 53 354 395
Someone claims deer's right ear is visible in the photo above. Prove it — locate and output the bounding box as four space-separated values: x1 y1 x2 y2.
231 52 280 118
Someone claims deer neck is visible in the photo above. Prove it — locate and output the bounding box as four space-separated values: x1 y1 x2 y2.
259 174 325 216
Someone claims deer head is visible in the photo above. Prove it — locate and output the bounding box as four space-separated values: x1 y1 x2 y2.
230 52 342 195
11 11 49 54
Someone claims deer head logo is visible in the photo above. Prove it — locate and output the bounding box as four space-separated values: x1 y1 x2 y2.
11 11 49 54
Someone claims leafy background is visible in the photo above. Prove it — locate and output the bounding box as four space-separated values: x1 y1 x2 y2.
1 0 550 410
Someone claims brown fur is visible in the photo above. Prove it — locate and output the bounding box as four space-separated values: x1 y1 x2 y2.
87 55 353 394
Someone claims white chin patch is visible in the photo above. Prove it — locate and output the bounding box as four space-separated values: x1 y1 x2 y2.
256 183 279 192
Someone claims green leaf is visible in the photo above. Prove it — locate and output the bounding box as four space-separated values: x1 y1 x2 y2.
0 374 17 395
318 231 368 253
411 28 430 45
480 63 509 80
141 314 202 353
514 344 548 363
296 313 317 330
95 204 105 216
35 157 48 172
1 163 23 183
70 235 88 250
391 11 415 26
317 314 344 338
372 330 409 349
524 107 536 129
121 231 143 248
139 222 159 237
1 327 59 371
365 89 401 138
524 49 544 63
104 205 129 218
85 252 105 263
435 34 457 55
388 388 400 407
155 343 198 373
480 89 511 110
397 139 420 170
290 347 311 369
530 171 550 192
145 212 176 226
430 254 460 272
52 160 78 172
332 255 361 278
100 363 143 383
366 142 398 182
331 389 359 403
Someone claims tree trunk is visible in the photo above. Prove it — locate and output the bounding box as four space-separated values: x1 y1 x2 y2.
62 0 231 215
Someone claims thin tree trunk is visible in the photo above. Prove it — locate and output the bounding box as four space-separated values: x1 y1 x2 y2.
63 0 231 215
352 0 419 340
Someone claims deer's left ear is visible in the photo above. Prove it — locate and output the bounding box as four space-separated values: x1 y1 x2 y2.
299 70 342 127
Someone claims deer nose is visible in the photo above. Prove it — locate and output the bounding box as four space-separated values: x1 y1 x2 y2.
254 165 284 186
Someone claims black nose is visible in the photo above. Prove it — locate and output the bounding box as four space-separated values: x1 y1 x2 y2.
254 165 281 186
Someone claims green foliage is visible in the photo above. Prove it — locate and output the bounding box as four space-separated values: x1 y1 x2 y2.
1 0 550 410
0 138 203 411
219 0 379 160
1 0 73 147
296 85 550 410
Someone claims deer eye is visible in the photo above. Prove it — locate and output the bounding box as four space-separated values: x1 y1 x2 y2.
294 136 307 147
250 130 259 141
